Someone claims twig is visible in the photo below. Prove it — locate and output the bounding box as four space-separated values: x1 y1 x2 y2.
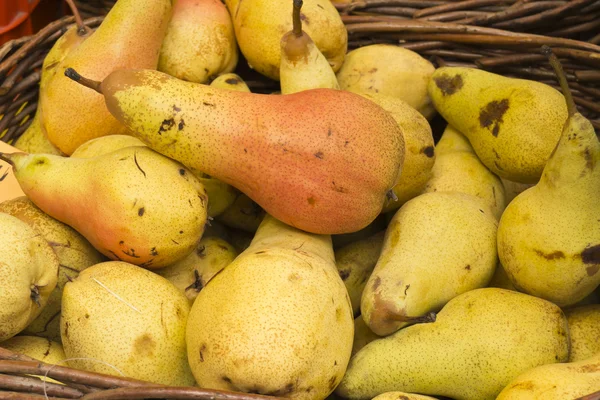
81 386 289 400
414 0 519 19
0 372 83 398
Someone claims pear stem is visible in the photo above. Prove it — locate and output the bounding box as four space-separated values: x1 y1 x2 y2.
64 0 87 36
541 45 576 117
64 68 103 94
391 311 436 324
0 153 14 166
292 0 304 37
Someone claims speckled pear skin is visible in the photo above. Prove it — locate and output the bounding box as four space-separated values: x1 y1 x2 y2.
337 288 570 400
1 336 67 384
372 392 438 400
40 0 173 155
210 73 250 92
362 192 498 336
95 69 404 234
186 215 354 400
3 147 208 269
60 261 195 386
496 352 600 400
565 305 600 362
427 67 568 183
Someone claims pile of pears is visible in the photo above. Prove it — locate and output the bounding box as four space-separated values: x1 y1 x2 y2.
0 0 599 399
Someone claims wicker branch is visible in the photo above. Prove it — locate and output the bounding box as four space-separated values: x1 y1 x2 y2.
0 373 83 398
81 387 289 400
0 392 71 400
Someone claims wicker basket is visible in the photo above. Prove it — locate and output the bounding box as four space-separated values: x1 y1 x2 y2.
0 1 599 399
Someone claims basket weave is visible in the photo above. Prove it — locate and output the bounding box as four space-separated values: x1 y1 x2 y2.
0 2 600 399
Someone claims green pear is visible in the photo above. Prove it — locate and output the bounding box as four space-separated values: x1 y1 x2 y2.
337 288 570 400
61 261 195 386
280 0 339 94
0 197 104 342
421 125 506 220
362 192 498 336
351 315 378 357
0 213 59 342
0 335 66 383
335 231 385 316
0 147 208 269
225 0 346 80
210 73 251 92
496 353 600 400
427 67 567 183
565 305 600 362
156 236 238 305
186 215 353 400
497 50 600 307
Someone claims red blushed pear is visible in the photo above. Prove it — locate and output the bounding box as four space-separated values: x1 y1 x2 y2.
64 68 405 235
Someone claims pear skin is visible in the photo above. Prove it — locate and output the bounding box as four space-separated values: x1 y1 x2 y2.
337 288 570 400
0 336 66 383
373 392 437 400
70 134 146 158
217 193 265 232
186 215 353 400
497 50 600 306
362 192 498 336
351 315 379 357
0 148 208 269
210 73 251 92
65 68 404 234
158 0 238 84
565 305 600 362
40 0 173 154
427 67 567 182
14 114 62 155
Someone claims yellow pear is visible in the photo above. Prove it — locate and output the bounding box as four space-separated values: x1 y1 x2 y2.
210 73 251 92
280 0 339 94
565 305 600 362
70 134 146 158
0 197 105 342
225 0 346 81
0 213 59 342
335 231 385 316
61 261 195 386
337 45 436 119
362 192 498 336
497 49 600 307
351 315 378 357
156 237 238 305
496 353 600 400
487 262 516 291
332 214 388 250
217 193 266 233
421 125 506 219
427 67 567 183
337 288 570 400
0 335 66 383
501 177 536 205
186 215 353 399
373 392 437 400
1 147 208 269
14 113 62 155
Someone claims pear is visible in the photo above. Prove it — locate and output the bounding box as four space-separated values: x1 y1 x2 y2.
362 192 498 336
497 49 600 307
186 215 353 400
70 134 146 158
496 353 600 400
332 214 388 250
335 231 385 316
0 213 59 342
0 197 105 342
427 67 568 183
373 393 437 400
421 125 506 219
351 315 378 357
40 0 173 154
488 262 517 291
565 305 600 362
210 73 251 92
501 177 537 205
0 335 66 383
156 236 238 305
337 288 570 400
14 113 62 155
225 0 346 80
337 45 436 119
217 193 266 232
158 0 237 84
65 68 404 235
280 0 339 94
0 147 208 269
61 261 195 386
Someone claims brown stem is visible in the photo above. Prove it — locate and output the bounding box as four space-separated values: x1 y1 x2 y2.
0 153 14 166
390 311 437 324
292 0 304 37
541 45 576 116
64 68 103 94
64 0 87 35
386 189 398 202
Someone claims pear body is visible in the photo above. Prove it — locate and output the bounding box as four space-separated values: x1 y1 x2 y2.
422 125 506 219
98 69 404 234
501 177 536 205
186 215 353 400
0 197 104 341
338 288 570 400
428 67 568 182
565 305 600 362
0 335 66 383
351 315 378 357
210 73 250 92
40 0 173 154
157 236 238 305
159 0 238 83
488 262 517 291
373 392 437 400
497 112 600 306
0 213 59 341
217 193 265 233
61 261 195 386
14 114 62 155
362 192 498 336
70 134 146 158
6 148 208 268
337 45 436 119
496 353 600 400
